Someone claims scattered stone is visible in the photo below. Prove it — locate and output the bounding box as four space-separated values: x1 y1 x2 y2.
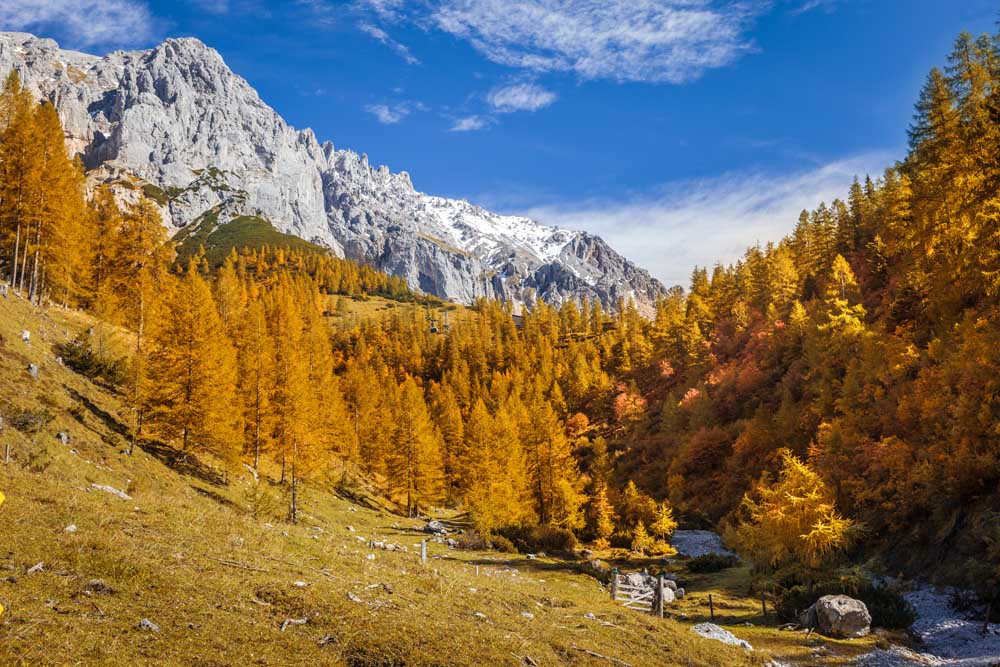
279 617 307 632
27 363 39 379
675 587 685 599
473 612 487 619
800 595 871 639
347 592 363 603
346 525 356 532
583 613 597 620
580 549 595 559
90 484 132 500
664 579 678 591
139 618 161 632
64 524 77 533
27 562 44 574
671 530 737 558
365 553 375 561
423 520 448 536
317 635 337 646
83 579 115 595
521 612 534 619
526 554 537 560
692 622 752 650
292 581 308 588
446 538 458 549
21 330 30 343
57 432 70 445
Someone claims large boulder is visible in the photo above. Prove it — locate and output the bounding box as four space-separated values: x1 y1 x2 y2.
423 520 448 536
801 595 871 638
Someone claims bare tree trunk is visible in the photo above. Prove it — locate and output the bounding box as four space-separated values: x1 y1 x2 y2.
10 222 20 291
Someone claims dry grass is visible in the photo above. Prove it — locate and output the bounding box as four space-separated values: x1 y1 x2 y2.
0 293 869 666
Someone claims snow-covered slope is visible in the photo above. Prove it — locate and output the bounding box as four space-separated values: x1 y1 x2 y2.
0 31 666 311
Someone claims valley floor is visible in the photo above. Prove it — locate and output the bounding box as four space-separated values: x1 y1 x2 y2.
0 293 988 667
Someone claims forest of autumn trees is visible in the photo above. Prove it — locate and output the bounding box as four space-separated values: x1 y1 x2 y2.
3 28 1000 595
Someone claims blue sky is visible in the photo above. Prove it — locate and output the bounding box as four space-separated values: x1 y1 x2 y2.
2 1 998 286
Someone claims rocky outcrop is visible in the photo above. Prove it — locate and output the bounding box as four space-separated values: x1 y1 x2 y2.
0 31 667 312
801 595 871 638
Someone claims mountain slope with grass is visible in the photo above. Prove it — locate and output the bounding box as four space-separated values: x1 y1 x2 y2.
0 293 764 667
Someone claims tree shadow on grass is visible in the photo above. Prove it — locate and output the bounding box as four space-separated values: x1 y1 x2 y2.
65 385 225 486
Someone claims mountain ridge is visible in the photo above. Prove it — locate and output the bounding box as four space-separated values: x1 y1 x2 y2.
0 31 666 311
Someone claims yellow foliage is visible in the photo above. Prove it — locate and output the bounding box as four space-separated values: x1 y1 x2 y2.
732 451 853 575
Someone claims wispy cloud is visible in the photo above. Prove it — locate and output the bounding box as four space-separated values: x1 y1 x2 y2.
515 152 893 287
0 0 155 49
449 115 492 132
359 0 406 21
429 0 766 84
488 82 556 113
791 0 839 15
358 22 419 65
365 103 411 124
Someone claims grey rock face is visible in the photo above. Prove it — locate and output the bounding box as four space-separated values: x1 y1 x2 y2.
0 31 666 311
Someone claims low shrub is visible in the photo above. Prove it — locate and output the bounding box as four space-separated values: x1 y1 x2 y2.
490 535 518 554
56 334 128 386
8 408 53 434
776 574 916 629
497 524 578 554
686 553 741 574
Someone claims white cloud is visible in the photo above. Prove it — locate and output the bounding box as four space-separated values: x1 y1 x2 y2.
515 152 893 287
365 103 410 124
449 115 491 132
430 0 766 84
361 0 406 21
488 82 556 113
358 22 419 65
0 0 155 48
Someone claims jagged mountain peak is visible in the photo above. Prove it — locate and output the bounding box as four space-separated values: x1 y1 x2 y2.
0 31 666 312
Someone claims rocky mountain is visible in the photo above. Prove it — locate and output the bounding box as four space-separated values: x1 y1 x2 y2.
0 31 666 311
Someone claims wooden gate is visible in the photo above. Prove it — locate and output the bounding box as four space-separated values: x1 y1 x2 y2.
610 570 668 617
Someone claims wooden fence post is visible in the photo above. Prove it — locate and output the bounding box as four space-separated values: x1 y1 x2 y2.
761 592 767 618
421 539 427 564
709 593 715 621
610 568 619 600
656 574 665 618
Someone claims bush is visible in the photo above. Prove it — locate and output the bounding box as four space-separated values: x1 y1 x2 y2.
8 408 53 434
56 334 127 386
497 524 578 554
686 553 741 574
490 535 518 554
775 575 916 629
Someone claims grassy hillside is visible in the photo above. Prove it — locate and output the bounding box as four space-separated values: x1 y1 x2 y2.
174 212 327 268
0 293 793 667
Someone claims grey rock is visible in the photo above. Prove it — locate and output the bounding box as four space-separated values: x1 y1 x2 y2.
139 618 161 632
692 622 752 650
423 520 447 535
0 31 666 312
90 483 132 500
664 579 678 591
27 363 38 379
801 595 871 639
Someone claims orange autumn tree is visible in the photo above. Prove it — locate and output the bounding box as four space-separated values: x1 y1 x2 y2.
143 263 241 467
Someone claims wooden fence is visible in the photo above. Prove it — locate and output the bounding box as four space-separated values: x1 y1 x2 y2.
610 569 670 618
